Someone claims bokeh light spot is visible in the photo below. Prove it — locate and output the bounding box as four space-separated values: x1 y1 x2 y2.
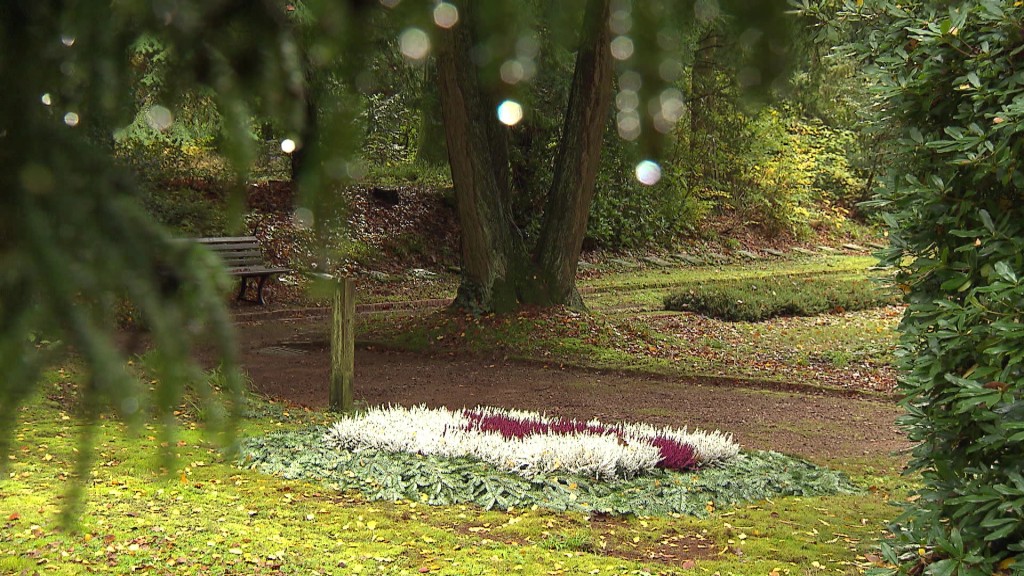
617 110 641 141
658 28 682 51
610 36 634 60
694 0 721 23
399 28 431 61
609 9 632 35
63 112 79 127
619 70 642 91
635 160 662 186
659 59 684 82
41 93 52 106
281 138 297 154
615 89 639 112
61 35 75 47
659 88 686 121
346 161 368 181
516 35 541 59
145 105 174 131
433 3 459 28
497 100 524 126
293 207 314 229
121 397 139 415
500 60 525 84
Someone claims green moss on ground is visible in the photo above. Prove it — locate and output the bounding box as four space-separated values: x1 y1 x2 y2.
0 367 911 575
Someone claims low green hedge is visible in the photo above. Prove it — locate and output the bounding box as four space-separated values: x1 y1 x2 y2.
663 273 899 322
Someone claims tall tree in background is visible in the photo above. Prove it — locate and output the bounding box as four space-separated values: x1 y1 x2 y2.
436 0 526 312
688 27 723 165
415 59 449 166
530 0 615 308
437 0 791 313
437 0 612 312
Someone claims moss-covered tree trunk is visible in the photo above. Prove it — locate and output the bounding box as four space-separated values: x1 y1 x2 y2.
436 0 525 313
529 0 613 307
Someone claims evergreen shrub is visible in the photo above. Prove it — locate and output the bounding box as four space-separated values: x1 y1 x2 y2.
812 1 1024 573
664 273 898 322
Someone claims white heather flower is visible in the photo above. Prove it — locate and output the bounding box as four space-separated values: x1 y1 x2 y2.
323 405 740 480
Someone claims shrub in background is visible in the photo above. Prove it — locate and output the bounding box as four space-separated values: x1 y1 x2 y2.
664 272 898 322
586 133 710 249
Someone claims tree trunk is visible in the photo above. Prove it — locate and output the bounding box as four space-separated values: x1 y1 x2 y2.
289 85 318 191
438 0 614 313
689 28 721 162
415 58 449 166
436 0 524 313
529 0 613 307
290 63 332 270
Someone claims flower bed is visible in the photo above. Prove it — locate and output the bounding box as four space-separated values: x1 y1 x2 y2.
324 405 739 479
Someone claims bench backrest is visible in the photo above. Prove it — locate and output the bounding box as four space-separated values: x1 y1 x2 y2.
195 236 266 268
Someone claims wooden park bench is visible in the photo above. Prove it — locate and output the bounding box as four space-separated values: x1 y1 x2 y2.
195 236 289 305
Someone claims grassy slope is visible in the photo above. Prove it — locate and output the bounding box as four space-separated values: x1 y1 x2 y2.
360 255 900 393
354 255 879 308
0 369 911 576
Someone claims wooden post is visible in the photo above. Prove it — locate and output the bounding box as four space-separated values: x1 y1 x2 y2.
330 277 355 412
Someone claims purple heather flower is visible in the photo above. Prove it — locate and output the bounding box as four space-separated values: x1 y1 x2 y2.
463 410 699 472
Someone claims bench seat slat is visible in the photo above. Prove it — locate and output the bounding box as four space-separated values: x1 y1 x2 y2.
221 260 266 268
194 236 260 245
213 249 265 260
222 260 266 268
205 244 263 253
227 266 291 277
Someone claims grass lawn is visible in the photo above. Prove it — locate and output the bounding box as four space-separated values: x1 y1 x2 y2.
1 365 912 575
358 255 900 394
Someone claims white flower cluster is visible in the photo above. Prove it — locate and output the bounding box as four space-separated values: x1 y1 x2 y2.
323 405 740 479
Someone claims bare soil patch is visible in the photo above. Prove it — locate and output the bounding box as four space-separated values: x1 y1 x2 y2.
228 317 909 465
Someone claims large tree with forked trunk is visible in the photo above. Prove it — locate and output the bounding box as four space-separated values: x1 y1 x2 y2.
436 0 613 313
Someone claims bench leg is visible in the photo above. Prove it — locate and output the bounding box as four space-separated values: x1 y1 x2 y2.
236 278 248 302
255 275 269 305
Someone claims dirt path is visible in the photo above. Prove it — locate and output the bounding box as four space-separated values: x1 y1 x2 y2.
231 318 910 466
